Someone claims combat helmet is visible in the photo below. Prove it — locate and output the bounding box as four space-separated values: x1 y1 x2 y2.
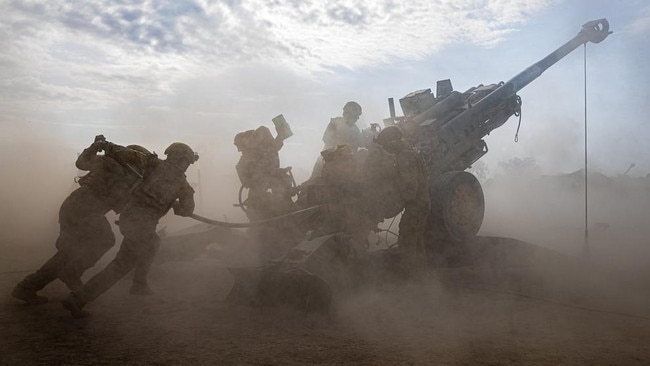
375 125 403 147
164 142 198 163
343 101 362 117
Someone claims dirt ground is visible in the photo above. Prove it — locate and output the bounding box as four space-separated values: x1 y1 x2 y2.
2 233 650 366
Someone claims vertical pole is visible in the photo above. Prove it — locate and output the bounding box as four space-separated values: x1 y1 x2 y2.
198 168 203 211
583 44 590 258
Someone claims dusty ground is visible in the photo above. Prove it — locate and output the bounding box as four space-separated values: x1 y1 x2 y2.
2 234 650 366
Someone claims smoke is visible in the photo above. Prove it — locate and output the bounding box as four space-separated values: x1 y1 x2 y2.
0 124 75 251
3 103 650 365
326 161 650 362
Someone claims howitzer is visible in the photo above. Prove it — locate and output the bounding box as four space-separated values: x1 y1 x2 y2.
218 19 612 314
385 19 611 242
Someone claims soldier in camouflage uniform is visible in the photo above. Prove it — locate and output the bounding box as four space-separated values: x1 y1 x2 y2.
234 126 294 221
62 142 197 317
12 136 148 305
375 125 430 272
234 126 299 260
311 101 364 178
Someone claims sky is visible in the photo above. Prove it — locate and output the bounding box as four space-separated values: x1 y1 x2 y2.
1 0 649 224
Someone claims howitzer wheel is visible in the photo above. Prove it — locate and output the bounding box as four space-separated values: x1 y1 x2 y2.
429 171 484 242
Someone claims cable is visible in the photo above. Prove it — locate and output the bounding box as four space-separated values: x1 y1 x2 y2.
377 229 399 238
189 204 322 228
385 213 399 248
583 43 590 258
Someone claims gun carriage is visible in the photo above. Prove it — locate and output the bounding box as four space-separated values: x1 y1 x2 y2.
383 19 610 243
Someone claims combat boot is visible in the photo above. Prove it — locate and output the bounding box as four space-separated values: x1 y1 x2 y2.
12 284 48 305
61 293 89 318
59 272 84 292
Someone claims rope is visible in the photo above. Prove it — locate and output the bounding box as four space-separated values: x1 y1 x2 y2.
385 213 400 248
189 204 322 228
513 95 523 142
377 229 399 238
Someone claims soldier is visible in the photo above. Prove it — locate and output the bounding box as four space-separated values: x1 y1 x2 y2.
234 126 293 221
311 101 364 178
12 136 148 305
375 125 430 272
322 101 363 151
305 145 378 257
62 142 198 317
234 125 299 260
318 145 359 235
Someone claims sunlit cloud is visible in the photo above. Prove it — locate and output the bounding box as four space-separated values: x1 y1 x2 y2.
0 0 556 118
625 4 650 36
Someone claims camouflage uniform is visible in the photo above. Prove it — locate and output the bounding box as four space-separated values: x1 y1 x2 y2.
319 145 359 234
234 126 293 221
322 117 363 152
12 140 143 303
394 147 430 269
235 126 298 260
305 145 375 259
360 144 404 222
376 126 430 271
63 144 195 315
311 102 364 178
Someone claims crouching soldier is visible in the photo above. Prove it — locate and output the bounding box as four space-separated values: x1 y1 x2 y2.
62 142 198 317
12 136 148 304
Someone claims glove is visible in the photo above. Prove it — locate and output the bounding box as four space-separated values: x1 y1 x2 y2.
92 135 108 151
172 201 191 217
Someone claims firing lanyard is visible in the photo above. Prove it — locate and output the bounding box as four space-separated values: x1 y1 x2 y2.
189 205 322 228
513 95 523 142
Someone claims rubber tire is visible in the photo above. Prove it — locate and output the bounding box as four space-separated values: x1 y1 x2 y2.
429 171 485 242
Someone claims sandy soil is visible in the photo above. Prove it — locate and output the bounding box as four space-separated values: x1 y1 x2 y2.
2 235 650 366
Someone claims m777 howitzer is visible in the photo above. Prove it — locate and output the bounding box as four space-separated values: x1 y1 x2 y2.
171 20 612 314
384 19 611 243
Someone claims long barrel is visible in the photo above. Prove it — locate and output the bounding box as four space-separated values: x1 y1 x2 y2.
413 19 611 174
474 19 611 112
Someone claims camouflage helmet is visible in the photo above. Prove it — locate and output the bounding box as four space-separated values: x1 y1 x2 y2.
126 144 151 155
164 142 198 163
376 125 403 147
234 130 255 151
343 101 362 116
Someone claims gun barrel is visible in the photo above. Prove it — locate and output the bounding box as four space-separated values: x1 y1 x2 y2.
507 18 610 93
458 18 610 133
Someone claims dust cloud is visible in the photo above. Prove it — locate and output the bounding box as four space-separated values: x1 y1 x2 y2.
0 128 76 268
2 115 650 364
328 162 650 365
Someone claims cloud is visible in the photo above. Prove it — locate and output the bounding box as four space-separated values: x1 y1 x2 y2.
625 4 650 36
241 0 558 69
0 0 556 115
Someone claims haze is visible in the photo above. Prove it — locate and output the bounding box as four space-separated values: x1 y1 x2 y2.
2 1 650 364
